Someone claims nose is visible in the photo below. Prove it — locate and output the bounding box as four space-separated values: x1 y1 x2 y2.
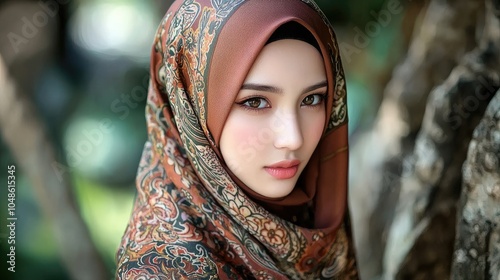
273 111 303 150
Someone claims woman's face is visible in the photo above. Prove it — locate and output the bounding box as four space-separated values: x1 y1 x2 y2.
220 39 327 198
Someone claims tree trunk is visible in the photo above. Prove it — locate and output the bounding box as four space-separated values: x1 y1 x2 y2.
351 0 500 279
451 90 500 279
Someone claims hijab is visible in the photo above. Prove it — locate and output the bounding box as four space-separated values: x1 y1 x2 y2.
116 0 357 279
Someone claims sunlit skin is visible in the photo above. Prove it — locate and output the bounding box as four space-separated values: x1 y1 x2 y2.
220 39 327 198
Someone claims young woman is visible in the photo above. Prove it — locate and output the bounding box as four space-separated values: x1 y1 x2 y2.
116 0 357 279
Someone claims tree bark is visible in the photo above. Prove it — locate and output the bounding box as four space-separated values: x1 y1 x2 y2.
350 0 500 279
379 0 500 278
350 0 481 278
451 90 500 279
451 1 500 278
383 43 499 280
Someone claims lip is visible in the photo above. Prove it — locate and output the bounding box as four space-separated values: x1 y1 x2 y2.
264 160 301 180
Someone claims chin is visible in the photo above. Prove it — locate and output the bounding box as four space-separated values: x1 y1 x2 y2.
261 181 296 198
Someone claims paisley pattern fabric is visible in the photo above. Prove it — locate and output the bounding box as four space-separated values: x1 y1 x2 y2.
116 0 357 279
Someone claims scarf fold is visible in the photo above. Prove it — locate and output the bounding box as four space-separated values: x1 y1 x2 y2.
116 0 358 279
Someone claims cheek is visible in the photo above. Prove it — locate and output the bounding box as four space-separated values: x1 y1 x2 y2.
222 114 261 147
220 113 268 167
302 111 326 149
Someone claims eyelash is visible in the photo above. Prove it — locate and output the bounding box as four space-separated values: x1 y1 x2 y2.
301 93 327 107
236 96 270 111
236 93 327 111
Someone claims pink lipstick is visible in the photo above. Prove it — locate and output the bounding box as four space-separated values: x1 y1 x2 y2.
264 160 300 180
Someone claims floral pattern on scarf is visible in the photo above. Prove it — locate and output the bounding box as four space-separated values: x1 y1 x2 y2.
116 0 357 279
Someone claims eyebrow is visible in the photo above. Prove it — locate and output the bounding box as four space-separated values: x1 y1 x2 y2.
240 81 327 95
302 81 328 94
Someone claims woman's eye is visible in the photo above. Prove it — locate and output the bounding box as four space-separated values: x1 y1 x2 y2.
302 94 325 106
241 97 270 109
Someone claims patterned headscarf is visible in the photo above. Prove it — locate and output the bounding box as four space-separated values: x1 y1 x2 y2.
116 0 357 279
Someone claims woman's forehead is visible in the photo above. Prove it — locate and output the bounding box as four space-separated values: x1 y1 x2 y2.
242 39 326 89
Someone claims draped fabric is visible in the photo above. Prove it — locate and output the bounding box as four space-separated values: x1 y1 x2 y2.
116 0 358 279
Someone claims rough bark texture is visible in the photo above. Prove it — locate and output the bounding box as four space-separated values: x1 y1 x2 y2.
451 91 500 279
351 0 500 279
383 33 500 280
350 0 481 278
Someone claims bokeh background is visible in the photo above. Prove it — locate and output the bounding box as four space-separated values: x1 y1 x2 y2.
0 0 421 279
